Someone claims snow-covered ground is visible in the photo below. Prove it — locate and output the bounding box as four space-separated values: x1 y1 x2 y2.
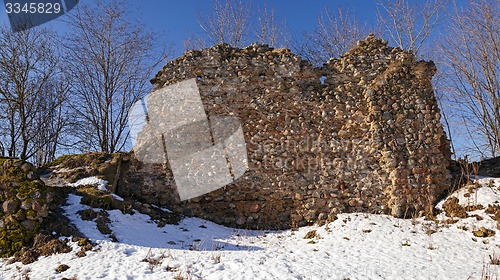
3 178 500 280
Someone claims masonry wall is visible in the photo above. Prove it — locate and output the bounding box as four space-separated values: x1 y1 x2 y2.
119 35 452 229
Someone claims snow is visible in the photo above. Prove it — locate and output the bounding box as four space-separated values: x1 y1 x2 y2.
68 176 108 191
436 177 500 211
3 178 500 279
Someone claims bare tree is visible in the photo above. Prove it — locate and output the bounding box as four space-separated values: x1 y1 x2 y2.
376 0 447 57
256 6 290 48
0 25 68 162
295 6 368 65
442 0 500 158
32 81 71 165
184 31 207 50
187 0 289 50
196 0 252 48
63 0 169 153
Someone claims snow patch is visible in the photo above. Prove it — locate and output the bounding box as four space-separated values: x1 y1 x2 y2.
68 176 108 191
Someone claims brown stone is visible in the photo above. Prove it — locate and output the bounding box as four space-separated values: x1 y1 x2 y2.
249 203 260 213
20 162 35 173
291 214 303 223
3 200 19 214
348 200 357 207
32 201 44 212
235 216 246 225
412 167 426 175
22 220 35 231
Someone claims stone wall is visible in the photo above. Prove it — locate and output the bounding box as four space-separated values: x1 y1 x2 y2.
0 158 50 257
119 35 452 229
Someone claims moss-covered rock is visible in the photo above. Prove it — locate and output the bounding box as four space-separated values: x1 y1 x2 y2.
46 153 122 186
0 158 51 257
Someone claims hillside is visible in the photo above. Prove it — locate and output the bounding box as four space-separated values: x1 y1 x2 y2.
1 176 500 279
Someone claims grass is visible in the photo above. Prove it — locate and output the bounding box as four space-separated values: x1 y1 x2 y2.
174 269 193 280
211 252 222 263
142 248 166 272
490 254 500 265
481 262 499 280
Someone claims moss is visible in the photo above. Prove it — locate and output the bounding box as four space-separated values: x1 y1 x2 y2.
80 195 113 209
14 210 26 221
26 210 37 219
0 223 39 257
45 154 75 167
48 153 113 169
78 187 113 209
14 181 43 199
78 209 98 221
2 165 27 181
47 153 122 186
0 158 50 257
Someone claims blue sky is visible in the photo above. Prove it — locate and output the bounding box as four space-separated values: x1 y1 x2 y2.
128 0 379 50
131 0 380 56
0 0 381 56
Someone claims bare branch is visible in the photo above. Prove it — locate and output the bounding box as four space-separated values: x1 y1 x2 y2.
255 6 290 48
0 25 68 162
63 0 170 153
442 0 500 157
376 0 447 56
196 0 252 48
294 6 368 65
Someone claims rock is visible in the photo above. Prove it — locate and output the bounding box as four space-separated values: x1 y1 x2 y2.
249 203 260 213
20 162 35 173
22 220 35 231
26 172 38 180
235 216 246 225
56 264 70 273
31 201 44 212
473 227 495 238
3 200 19 214
304 210 317 222
318 212 328 220
291 214 303 223
21 201 33 210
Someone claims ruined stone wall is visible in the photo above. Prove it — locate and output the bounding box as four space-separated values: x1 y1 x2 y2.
119 35 451 229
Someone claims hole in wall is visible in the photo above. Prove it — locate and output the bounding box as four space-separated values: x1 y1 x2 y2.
320 76 327 85
196 76 202 81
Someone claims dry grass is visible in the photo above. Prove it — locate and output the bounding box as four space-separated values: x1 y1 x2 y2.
490 254 500 265
174 269 193 280
482 263 499 280
212 252 222 263
303 230 320 239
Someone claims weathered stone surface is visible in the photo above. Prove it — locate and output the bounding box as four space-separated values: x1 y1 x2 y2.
2 200 19 214
120 34 451 229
